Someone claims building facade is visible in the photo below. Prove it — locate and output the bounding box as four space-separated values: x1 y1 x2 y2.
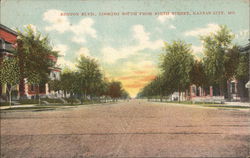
0 24 18 99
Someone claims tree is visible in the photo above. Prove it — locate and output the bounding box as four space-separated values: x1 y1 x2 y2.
77 55 103 100
0 58 20 106
28 72 42 102
235 53 249 80
201 25 234 96
235 52 249 101
60 70 80 99
190 60 208 88
48 79 61 93
107 81 123 101
121 89 129 99
224 45 240 80
16 25 58 97
160 40 195 101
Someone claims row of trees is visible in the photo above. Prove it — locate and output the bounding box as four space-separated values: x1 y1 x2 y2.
49 55 129 103
0 25 129 105
138 25 249 101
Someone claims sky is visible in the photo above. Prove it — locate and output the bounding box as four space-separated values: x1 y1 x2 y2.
1 0 249 97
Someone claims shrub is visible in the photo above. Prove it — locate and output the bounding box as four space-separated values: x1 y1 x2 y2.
19 99 39 104
41 98 64 104
0 102 14 106
64 98 79 104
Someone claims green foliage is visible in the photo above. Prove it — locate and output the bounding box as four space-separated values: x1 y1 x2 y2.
54 56 131 101
224 45 240 80
160 40 194 91
77 55 103 97
0 102 15 106
17 25 58 84
41 98 64 104
121 89 129 99
236 53 249 80
64 98 80 104
190 60 208 87
107 81 123 99
202 25 234 89
0 58 20 86
139 40 195 99
48 79 61 92
60 70 80 95
19 99 39 104
139 25 248 100
0 57 20 105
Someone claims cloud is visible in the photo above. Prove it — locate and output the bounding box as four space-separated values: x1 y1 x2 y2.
101 46 127 64
117 60 156 80
184 23 220 37
125 83 146 89
169 24 176 29
157 13 175 23
128 60 155 70
71 18 96 38
132 25 150 44
56 57 76 70
102 25 164 63
52 44 76 70
118 76 138 80
133 70 147 74
53 44 68 56
43 9 97 43
157 14 176 29
118 75 156 82
71 36 86 44
76 47 91 59
192 45 203 54
43 9 70 33
191 45 204 58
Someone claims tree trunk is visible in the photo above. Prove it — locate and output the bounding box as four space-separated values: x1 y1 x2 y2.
178 88 181 103
219 82 224 97
226 81 231 101
9 87 12 107
64 91 66 98
37 84 40 105
84 89 87 101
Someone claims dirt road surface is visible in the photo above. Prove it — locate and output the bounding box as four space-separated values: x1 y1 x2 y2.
1 100 249 157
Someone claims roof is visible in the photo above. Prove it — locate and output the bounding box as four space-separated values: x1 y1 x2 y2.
0 24 18 36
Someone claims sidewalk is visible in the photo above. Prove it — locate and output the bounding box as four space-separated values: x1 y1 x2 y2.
224 102 250 107
0 104 36 110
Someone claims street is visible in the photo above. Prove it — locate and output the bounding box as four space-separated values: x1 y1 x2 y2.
0 100 249 158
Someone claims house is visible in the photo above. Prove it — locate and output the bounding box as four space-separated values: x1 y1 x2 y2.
0 24 18 99
0 24 62 101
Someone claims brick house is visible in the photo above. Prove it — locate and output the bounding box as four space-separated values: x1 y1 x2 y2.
0 24 18 99
0 24 62 101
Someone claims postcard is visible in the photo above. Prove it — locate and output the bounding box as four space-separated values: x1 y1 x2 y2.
0 0 249 157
